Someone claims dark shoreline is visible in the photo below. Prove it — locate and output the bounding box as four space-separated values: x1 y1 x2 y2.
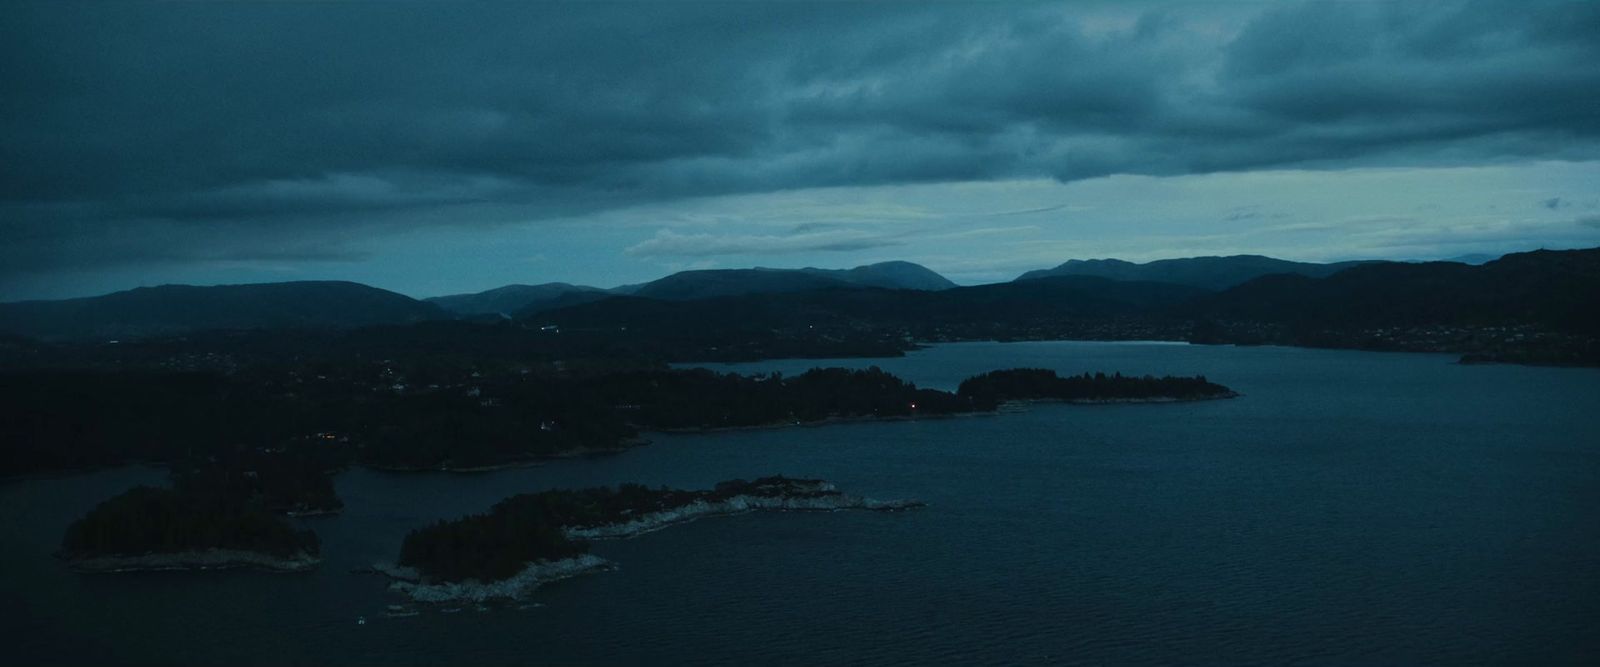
8 388 1242 482
61 548 321 573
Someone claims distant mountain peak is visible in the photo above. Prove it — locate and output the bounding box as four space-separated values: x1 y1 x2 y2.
810 261 957 291
629 261 955 301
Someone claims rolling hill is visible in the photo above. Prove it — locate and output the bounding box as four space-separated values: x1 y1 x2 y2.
0 281 448 341
1016 255 1375 290
1197 248 1600 333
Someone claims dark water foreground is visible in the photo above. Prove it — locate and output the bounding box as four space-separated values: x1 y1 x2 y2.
5 342 1598 665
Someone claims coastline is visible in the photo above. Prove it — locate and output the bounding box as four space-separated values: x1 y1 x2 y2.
653 410 999 435
564 485 925 540
377 554 614 603
1004 391 1241 406
63 548 321 573
653 391 1238 436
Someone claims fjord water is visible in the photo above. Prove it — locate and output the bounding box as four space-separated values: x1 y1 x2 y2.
5 342 1598 664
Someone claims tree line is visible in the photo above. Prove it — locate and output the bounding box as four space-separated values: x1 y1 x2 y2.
957 368 1234 402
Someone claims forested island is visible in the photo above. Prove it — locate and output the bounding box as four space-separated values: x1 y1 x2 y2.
957 369 1238 403
59 485 321 572
381 476 921 602
57 447 342 572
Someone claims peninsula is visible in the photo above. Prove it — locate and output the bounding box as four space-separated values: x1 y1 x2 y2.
381 476 921 603
7 365 1231 478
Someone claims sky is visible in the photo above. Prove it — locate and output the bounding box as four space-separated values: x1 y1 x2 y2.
2 1 1598 301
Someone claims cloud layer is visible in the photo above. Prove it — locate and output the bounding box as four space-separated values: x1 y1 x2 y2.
2 1 1598 294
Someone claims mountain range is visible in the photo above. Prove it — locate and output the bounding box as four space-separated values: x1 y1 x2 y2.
530 249 1599 337
426 261 957 316
3 250 1595 344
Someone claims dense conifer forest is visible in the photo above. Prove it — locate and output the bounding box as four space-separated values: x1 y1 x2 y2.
60 485 320 560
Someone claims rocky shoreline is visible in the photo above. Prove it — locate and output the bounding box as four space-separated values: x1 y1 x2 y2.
64 548 321 573
565 483 924 540
377 554 614 604
283 507 342 518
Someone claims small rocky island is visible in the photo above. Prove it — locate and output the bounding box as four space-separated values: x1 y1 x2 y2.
60 485 322 573
380 476 921 603
957 368 1237 403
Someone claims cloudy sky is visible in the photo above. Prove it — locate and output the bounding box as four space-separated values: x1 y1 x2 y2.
3 1 1598 301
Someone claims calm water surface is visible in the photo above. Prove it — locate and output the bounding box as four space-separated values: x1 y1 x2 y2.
5 342 1598 665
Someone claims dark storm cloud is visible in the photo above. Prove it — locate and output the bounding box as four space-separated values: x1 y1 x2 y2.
3 1 1598 282
0 215 374 275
